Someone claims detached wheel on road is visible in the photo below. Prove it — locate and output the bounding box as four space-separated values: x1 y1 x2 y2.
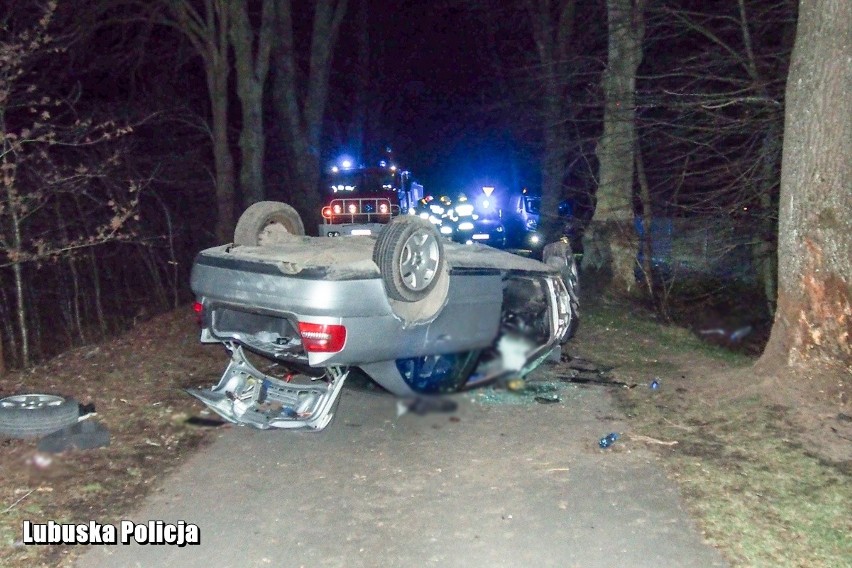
543 241 580 341
374 216 447 303
0 394 79 439
234 201 305 246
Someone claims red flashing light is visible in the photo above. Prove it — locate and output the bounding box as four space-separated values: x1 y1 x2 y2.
347 203 358 214
333 204 342 215
322 206 332 219
379 203 389 214
298 322 347 353
192 301 203 325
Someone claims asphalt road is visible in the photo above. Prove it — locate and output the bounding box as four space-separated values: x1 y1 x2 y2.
76 371 727 568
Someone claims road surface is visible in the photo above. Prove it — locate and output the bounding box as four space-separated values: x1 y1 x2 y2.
76 369 727 568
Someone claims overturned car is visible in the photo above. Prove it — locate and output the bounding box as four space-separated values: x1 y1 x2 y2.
188 201 579 431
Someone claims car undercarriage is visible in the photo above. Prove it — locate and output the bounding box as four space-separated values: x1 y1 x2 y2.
187 203 579 431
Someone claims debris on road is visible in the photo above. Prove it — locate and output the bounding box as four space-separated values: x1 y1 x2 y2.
699 325 753 342
599 432 619 449
627 433 678 446
558 373 637 388
534 395 560 404
471 381 568 406
556 356 635 388
560 355 616 373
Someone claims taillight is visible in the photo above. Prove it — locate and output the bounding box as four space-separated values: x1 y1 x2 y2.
322 206 332 219
347 203 358 214
333 204 342 215
379 203 389 214
192 301 203 325
298 322 347 353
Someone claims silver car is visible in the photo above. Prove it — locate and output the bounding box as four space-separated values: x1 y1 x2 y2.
188 201 580 431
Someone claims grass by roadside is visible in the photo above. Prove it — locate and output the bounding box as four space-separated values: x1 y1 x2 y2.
1 301 849 568
573 301 851 568
0 310 225 567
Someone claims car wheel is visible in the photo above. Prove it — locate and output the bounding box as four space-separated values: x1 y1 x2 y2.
373 216 447 303
234 201 305 246
0 394 79 439
543 241 580 340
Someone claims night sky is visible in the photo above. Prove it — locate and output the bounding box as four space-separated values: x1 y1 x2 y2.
337 1 536 198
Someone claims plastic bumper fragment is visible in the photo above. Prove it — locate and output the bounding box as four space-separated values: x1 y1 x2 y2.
187 345 346 431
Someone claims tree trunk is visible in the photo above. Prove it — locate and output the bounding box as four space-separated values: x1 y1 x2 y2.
88 249 107 336
587 0 644 295
755 120 782 318
235 94 265 208
209 63 236 244
0 282 5 376
0 324 4 377
635 142 655 300
290 149 323 234
166 0 237 244
54 201 85 343
230 0 274 209
0 284 19 368
272 0 348 231
540 95 566 244
759 0 852 371
525 0 576 244
9 205 30 367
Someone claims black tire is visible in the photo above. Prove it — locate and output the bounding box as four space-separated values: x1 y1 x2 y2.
0 394 79 439
234 201 305 246
543 241 580 341
373 216 447 303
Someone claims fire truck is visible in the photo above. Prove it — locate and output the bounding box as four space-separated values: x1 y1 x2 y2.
319 159 424 237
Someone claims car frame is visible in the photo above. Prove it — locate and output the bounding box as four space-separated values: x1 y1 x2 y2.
188 202 579 431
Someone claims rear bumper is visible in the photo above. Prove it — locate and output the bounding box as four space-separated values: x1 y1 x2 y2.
186 345 347 431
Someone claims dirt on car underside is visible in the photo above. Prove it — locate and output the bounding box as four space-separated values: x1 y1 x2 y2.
207 234 552 279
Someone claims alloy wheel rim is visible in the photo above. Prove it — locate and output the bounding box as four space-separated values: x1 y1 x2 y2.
0 394 66 410
399 229 440 291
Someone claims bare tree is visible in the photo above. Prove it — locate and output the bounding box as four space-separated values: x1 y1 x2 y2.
272 0 348 230
759 0 851 370
229 0 274 208
585 0 645 294
1 2 140 365
636 0 794 316
161 0 236 243
524 0 577 242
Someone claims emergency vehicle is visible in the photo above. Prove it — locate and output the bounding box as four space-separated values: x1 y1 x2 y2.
319 159 424 237
504 188 576 252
